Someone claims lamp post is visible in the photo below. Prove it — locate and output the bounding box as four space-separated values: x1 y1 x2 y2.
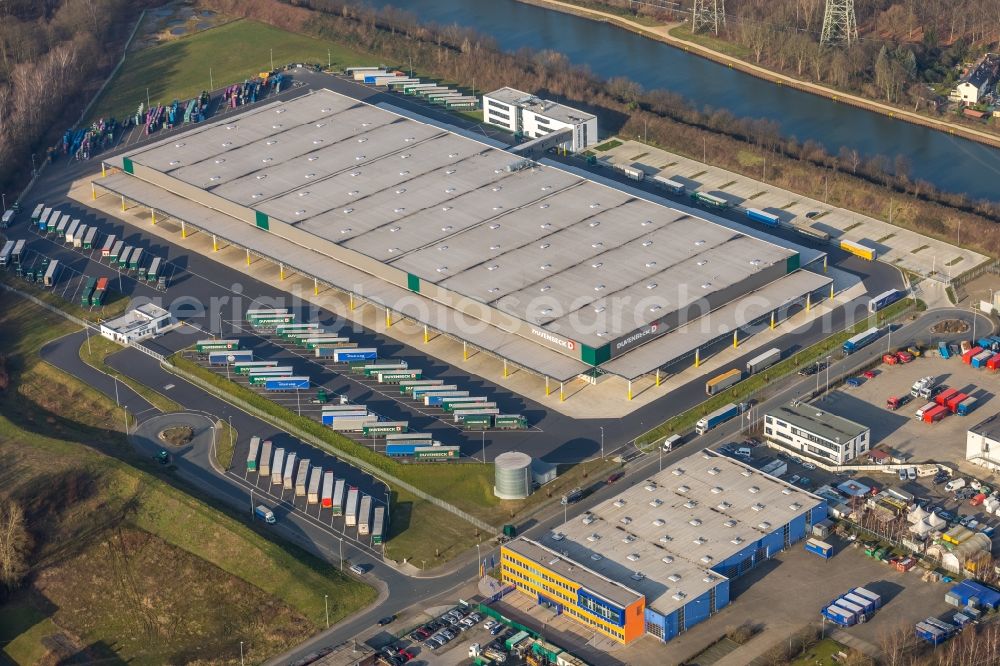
31 153 37 176
325 594 330 628
825 356 831 395
600 426 605 460
240 641 244 666
270 48 274 72
476 541 482 577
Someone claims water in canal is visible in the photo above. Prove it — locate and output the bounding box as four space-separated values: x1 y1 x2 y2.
358 0 1000 201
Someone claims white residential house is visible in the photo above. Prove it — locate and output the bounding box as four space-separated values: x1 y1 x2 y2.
482 87 598 152
763 402 871 466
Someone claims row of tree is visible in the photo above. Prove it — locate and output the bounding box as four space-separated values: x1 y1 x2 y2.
0 0 137 198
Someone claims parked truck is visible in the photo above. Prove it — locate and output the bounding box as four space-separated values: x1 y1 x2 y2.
696 402 745 435
843 327 880 353
357 495 372 535
295 459 310 496
320 471 333 508
254 505 276 524
330 478 345 515
307 468 323 504
746 208 780 227
372 506 385 545
282 452 297 490
706 368 742 395
957 397 979 416
746 347 781 374
247 436 261 473
259 440 272 476
344 488 360 527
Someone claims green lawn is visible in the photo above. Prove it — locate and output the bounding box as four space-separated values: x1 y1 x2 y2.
0 292 375 663
89 19 374 121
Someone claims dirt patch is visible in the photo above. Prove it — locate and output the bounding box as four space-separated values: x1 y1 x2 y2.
930 319 969 334
159 426 194 446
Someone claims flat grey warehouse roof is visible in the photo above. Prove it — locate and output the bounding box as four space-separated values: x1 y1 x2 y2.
768 402 870 442
110 89 797 349
535 450 823 615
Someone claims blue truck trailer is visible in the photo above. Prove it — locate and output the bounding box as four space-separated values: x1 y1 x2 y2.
333 348 377 362
843 327 880 354
868 289 905 313
695 402 744 435
745 208 780 227
264 376 309 391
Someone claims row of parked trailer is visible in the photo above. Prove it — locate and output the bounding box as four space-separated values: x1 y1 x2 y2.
201 341 313 391
245 436 386 544
959 338 1000 371
29 203 166 289
821 587 882 627
914 384 981 423
346 66 480 110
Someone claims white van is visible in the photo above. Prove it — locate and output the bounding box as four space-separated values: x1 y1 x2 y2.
945 478 967 492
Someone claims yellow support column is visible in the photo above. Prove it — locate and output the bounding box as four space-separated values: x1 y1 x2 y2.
101 163 106 178
279 263 285 280
313 277 319 295
463 341 468 361
246 249 251 266
627 380 633 401
181 220 187 238
385 309 392 328
349 293 355 310
545 376 551 396
120 195 126 211
559 382 565 402
91 183 96 200
423 324 429 344
503 359 509 378
694 348 700 368
823 255 828 273
830 283 835 300
212 234 218 252
151 208 156 225
655 369 661 387
806 294 812 312
733 330 739 349
770 311 776 330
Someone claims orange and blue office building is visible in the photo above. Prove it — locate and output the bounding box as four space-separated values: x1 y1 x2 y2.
500 451 827 645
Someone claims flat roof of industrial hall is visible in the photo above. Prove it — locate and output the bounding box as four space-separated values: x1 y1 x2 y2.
769 402 869 442
483 86 596 124
532 450 823 615
102 88 827 377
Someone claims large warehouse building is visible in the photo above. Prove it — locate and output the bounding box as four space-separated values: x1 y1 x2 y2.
500 451 827 644
96 88 832 389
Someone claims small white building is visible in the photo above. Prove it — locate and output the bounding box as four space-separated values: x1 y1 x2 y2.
482 87 598 152
764 402 870 465
967 413 1000 470
99 303 172 344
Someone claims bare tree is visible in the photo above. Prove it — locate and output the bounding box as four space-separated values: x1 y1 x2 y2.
0 500 31 589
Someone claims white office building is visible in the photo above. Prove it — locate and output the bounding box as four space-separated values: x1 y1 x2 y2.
482 87 598 152
764 402 870 466
99 303 172 344
967 413 1000 470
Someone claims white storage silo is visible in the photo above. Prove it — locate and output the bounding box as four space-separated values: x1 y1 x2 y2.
494 451 533 500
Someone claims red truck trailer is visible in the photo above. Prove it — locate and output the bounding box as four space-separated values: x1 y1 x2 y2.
923 405 948 423
947 393 969 413
935 388 959 407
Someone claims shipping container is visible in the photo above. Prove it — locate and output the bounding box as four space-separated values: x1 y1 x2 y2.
372 506 385 544
690 191 729 209
344 488 360 527
259 440 273 476
972 350 994 368
852 587 882 610
271 448 285 485
957 397 979 416
357 495 372 535
362 422 408 436
42 260 59 287
939 341 951 359
495 414 528 430
331 478 345 514
843 327 880 353
321 471 334 508
935 388 959 407
746 348 781 374
265 376 310 391
378 369 423 383
282 452 297 490
82 226 98 250
295 458 310 496
64 218 80 244
696 403 743 435
653 175 686 194
706 368 742 395
923 405 948 423
843 593 876 615
822 604 855 627
208 350 253 365
424 391 470 406
840 239 877 261
804 538 833 559
962 346 983 364
247 436 261 472
307 466 322 504
746 208 780 227
868 289 905 313
100 235 116 258
946 392 969 413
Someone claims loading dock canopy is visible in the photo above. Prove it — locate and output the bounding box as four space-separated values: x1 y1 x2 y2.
98 172 589 381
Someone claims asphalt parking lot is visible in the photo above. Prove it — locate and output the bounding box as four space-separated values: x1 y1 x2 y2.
818 350 997 468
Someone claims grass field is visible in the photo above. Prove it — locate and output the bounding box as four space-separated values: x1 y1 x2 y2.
0 292 375 664
89 19 373 122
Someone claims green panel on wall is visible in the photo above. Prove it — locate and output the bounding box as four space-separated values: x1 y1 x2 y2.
786 253 801 273
122 157 134 174
581 343 611 366
255 210 269 231
407 273 420 293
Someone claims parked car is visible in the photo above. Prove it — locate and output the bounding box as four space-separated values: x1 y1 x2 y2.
907 467 917 481
846 377 863 387
349 564 367 575
424 639 441 650
863 370 877 379
484 620 497 630
490 624 504 635
801 461 816 471
898 469 907 482
788 474 801 485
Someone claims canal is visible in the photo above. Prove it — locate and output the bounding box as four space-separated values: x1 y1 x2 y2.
358 0 1000 201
